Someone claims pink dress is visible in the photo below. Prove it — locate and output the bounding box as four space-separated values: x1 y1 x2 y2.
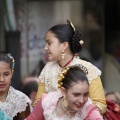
26 91 103 120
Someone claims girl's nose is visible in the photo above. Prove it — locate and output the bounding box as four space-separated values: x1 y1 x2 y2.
44 44 48 50
0 76 4 82
79 96 84 104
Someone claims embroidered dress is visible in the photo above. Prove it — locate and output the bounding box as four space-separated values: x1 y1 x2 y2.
0 86 31 119
39 56 101 92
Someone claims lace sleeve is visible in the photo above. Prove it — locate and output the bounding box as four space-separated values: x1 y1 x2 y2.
78 59 102 83
72 58 102 83
86 63 101 83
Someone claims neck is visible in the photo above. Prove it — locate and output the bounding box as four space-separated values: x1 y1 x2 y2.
0 87 9 100
58 55 74 68
0 92 7 99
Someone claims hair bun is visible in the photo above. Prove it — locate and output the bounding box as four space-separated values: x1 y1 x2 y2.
71 29 83 53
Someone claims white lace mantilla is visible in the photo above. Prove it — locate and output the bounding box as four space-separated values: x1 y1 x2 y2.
0 86 31 119
39 57 101 92
42 91 92 120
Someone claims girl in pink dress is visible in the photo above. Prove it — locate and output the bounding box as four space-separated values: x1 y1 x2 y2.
26 64 103 120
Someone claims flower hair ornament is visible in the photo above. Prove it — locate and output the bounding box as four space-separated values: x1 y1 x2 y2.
6 53 15 70
58 64 88 88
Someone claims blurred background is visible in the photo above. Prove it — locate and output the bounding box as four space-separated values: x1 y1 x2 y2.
0 0 120 94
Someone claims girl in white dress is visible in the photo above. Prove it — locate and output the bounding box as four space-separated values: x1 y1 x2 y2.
0 52 31 120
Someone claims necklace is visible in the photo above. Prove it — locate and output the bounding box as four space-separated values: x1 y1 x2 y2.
0 93 7 99
62 98 75 117
59 56 74 68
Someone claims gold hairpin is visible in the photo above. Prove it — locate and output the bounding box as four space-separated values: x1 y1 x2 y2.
58 64 88 89
67 19 75 32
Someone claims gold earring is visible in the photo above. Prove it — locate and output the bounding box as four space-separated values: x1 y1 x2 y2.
63 97 68 108
61 50 66 60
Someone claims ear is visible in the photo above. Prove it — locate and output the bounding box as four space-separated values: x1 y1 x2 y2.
60 87 67 97
63 42 69 50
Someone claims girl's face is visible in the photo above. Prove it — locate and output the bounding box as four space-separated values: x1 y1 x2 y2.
0 62 13 93
61 81 89 112
45 31 65 61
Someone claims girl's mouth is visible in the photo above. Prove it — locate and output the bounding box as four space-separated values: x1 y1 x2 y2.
0 85 6 88
75 103 82 108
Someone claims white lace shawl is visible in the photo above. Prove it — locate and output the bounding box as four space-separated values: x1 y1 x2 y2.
42 91 93 120
39 57 101 92
0 86 31 119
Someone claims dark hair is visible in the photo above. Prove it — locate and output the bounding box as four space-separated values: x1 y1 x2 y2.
0 52 13 70
48 24 83 54
62 67 89 89
105 91 120 105
21 81 38 98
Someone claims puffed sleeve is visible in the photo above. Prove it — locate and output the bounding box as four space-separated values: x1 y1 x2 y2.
26 97 44 120
33 83 45 107
85 104 104 120
32 64 47 106
89 76 107 114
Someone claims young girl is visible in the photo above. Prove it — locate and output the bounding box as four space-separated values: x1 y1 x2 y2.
34 19 106 115
0 52 31 120
26 64 103 120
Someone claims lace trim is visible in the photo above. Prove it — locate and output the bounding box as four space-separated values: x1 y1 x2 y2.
39 61 61 92
0 86 31 119
71 57 101 83
39 57 101 92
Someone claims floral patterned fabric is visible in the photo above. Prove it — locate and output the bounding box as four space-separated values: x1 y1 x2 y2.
103 100 120 120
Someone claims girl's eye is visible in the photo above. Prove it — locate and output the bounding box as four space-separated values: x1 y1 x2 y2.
4 74 9 76
73 93 80 97
84 93 89 97
48 42 52 45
